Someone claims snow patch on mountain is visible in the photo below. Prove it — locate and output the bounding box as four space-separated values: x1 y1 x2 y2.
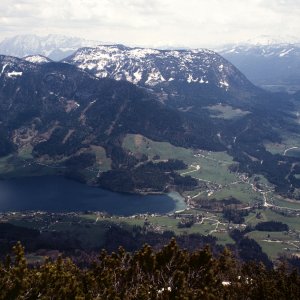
279 48 294 57
7 71 23 77
219 80 229 89
0 64 8 76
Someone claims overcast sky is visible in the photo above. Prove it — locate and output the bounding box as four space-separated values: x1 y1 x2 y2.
0 0 299 47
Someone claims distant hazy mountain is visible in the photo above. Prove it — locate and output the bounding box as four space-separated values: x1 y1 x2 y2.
0 34 103 61
64 44 253 94
218 43 300 92
239 34 300 46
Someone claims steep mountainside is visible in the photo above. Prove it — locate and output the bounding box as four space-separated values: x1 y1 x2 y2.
219 43 300 91
0 34 102 61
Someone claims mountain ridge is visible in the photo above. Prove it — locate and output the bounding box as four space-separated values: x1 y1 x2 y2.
64 44 255 95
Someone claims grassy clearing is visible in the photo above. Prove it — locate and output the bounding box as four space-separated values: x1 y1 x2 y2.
247 231 290 241
0 155 15 173
212 183 262 204
18 145 34 160
110 217 146 227
90 145 111 172
264 131 300 156
244 211 265 226
81 215 147 228
256 210 300 232
245 207 300 251
246 231 295 260
255 239 289 260
81 214 220 236
123 134 237 187
264 142 287 155
123 134 194 161
286 148 300 158
181 157 237 185
206 104 250 120
271 196 300 210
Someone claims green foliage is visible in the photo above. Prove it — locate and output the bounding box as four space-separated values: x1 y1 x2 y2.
1 240 300 299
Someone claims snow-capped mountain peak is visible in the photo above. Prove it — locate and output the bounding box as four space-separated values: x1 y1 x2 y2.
65 44 251 91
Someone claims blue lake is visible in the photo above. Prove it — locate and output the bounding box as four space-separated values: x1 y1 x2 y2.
0 176 186 216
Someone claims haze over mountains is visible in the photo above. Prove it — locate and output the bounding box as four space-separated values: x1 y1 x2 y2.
0 34 103 61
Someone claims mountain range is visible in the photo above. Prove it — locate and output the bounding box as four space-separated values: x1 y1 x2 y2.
1 34 300 94
1 43 299 197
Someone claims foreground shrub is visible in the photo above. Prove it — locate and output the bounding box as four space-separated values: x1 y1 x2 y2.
0 240 299 299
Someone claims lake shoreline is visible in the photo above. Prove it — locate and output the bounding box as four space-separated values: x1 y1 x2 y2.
0 175 186 216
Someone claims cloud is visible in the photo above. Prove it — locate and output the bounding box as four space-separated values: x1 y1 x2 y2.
0 0 299 47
